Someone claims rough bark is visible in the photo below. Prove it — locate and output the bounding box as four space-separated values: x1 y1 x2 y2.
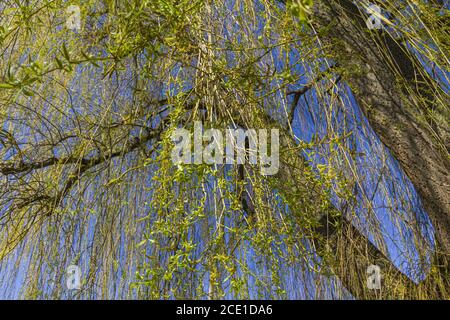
309 0 450 295
276 127 446 299
232 106 429 298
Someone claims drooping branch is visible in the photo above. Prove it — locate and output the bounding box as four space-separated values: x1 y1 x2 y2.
312 0 450 265
223 90 424 298
311 0 449 296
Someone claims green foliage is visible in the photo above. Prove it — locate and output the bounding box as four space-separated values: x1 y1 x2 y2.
0 0 447 300
288 0 314 23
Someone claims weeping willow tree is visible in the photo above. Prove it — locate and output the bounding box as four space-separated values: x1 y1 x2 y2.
0 0 448 299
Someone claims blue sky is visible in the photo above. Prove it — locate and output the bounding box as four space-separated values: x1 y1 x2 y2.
0 0 445 299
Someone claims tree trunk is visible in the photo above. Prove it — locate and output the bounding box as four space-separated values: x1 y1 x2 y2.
232 106 438 298
309 0 449 294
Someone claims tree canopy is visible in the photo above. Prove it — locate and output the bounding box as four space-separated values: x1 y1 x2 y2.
0 0 448 299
